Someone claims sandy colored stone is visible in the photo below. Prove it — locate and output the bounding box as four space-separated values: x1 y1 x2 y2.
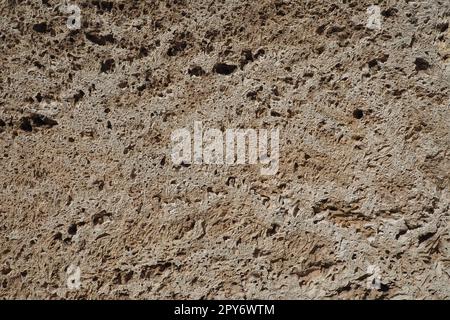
0 0 449 299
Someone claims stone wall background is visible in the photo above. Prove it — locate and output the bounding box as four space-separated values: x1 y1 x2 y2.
0 0 449 299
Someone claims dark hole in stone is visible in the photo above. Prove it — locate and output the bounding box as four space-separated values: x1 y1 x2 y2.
124 271 133 283
392 89 405 97
266 223 279 237
353 109 364 119
395 229 407 240
68 224 77 235
123 144 134 155
0 119 5 127
103 1 112 10
101 59 115 73
19 117 32 132
316 24 327 35
188 65 205 77
92 210 111 226
31 114 58 127
381 8 398 17
270 110 281 117
93 215 103 226
418 232 435 244
139 46 149 57
379 283 390 292
74 90 85 103
53 232 62 240
326 25 345 35
254 48 265 59
226 176 235 186
33 22 48 33
315 46 325 55
107 120 112 129
272 86 280 96
414 57 431 71
239 49 254 68
379 54 389 63
85 32 115 46
1 267 11 275
368 59 379 69
213 63 237 75
246 90 257 100
437 22 449 33
36 92 43 102
33 61 44 69
167 41 187 56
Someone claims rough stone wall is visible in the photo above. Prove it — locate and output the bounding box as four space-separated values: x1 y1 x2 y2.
0 0 449 299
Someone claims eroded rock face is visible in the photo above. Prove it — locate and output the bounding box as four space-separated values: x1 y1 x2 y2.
0 0 449 299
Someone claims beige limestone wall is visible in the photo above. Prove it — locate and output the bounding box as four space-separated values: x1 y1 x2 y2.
0 0 449 299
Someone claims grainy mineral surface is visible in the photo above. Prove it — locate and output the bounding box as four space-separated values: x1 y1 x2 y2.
0 0 449 299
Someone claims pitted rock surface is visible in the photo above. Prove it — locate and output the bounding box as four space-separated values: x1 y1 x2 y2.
0 0 449 299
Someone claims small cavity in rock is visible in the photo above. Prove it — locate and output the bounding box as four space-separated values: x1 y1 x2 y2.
353 109 364 119
167 41 187 56
213 63 237 75
414 58 431 71
31 114 58 127
33 22 48 33
85 32 115 46
101 59 115 73
19 118 32 132
68 224 77 235
188 66 206 77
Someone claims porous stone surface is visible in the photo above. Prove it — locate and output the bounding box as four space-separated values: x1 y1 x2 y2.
0 0 449 299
